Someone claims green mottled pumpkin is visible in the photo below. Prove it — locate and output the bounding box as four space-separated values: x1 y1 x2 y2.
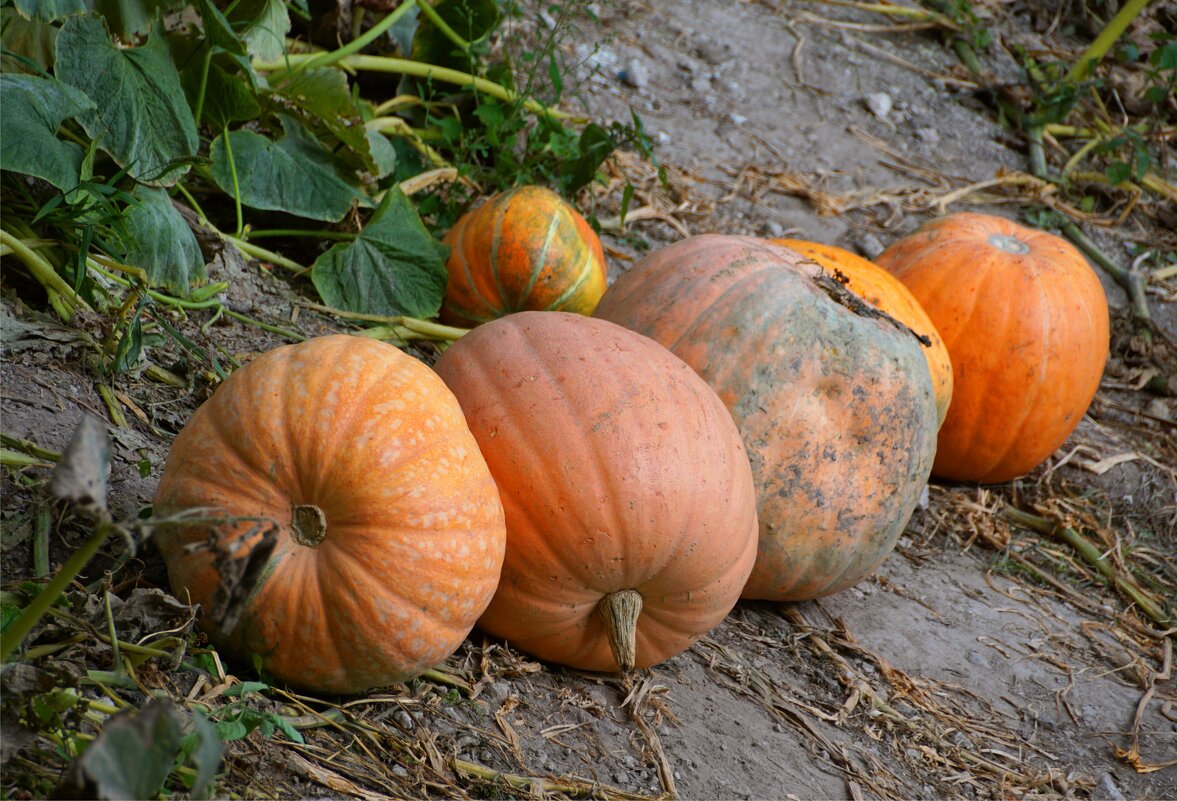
594 235 938 601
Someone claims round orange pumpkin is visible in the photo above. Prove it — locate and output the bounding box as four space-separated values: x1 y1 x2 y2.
434 312 759 672
440 185 608 326
153 335 506 694
772 238 954 426
593 235 938 602
875 213 1110 484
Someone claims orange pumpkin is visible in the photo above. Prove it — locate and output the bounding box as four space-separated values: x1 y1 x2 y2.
440 186 608 326
594 235 938 601
434 312 759 672
876 213 1110 484
772 238 954 426
153 335 506 694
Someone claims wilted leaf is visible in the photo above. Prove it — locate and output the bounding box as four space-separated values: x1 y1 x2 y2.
121 186 206 293
47 414 110 514
209 114 367 222
367 131 397 180
311 187 449 318
1 8 59 73
58 700 184 800
0 73 95 191
55 14 199 186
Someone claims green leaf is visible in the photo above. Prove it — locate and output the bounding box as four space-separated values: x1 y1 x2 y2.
11 0 87 23
55 15 199 186
221 681 268 697
1106 162 1131 184
269 713 305 744
411 0 500 69
120 186 206 293
1 8 58 75
268 67 374 173
182 61 261 128
1154 42 1177 70
367 131 397 180
227 0 290 62
93 0 187 39
195 0 246 56
75 700 183 800
0 73 95 191
209 114 368 222
312 187 449 317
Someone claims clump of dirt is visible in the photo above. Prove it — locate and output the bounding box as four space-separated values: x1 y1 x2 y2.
2 1 1174 800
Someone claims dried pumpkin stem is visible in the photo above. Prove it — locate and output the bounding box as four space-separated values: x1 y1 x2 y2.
597 589 643 672
291 505 327 547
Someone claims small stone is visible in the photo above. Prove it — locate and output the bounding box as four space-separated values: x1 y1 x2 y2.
918 484 930 509
1092 773 1127 801
855 233 886 260
619 58 648 89
391 765 410 778
730 113 748 125
966 648 990 668
865 92 892 119
485 682 511 705
393 710 414 730
915 127 941 147
690 74 712 94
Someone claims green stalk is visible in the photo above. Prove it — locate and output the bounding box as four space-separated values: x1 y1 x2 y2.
0 433 61 462
1066 0 1154 83
221 309 306 341
1 523 113 662
0 230 91 317
255 53 586 123
226 236 308 273
0 450 52 469
104 589 122 673
222 126 245 237
287 0 419 74
33 506 51 578
416 0 473 55
244 229 357 241
1005 506 1169 625
192 42 214 128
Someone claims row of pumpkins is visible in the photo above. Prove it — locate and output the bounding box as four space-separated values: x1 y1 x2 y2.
153 187 1110 694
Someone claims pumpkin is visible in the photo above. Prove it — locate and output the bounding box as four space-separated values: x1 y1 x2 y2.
772 238 954 426
434 312 759 672
593 235 938 602
153 335 506 694
875 213 1110 484
440 185 608 326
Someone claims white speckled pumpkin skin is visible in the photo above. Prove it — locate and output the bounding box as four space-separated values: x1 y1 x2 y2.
153 335 506 694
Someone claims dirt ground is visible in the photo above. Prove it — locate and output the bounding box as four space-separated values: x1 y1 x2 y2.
2 1 1175 800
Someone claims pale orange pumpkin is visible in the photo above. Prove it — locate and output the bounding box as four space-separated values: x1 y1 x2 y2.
434 312 759 672
772 238 954 425
440 186 608 325
876 213 1110 483
153 335 506 694
594 235 938 601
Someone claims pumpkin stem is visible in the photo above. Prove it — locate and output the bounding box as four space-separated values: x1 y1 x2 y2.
597 589 643 672
291 504 327 546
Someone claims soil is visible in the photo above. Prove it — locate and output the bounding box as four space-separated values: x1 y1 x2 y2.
2 1 1175 800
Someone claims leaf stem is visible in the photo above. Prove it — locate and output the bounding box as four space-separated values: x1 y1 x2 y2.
416 0 473 55
1 523 113 662
225 236 308 273
1066 0 1153 83
255 54 587 123
243 229 357 241
289 0 419 73
222 126 245 237
0 229 91 317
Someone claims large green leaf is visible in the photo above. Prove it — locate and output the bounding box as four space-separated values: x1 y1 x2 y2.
194 0 245 56
209 114 367 222
72 701 183 800
55 15 199 186
0 73 95 191
120 186 205 294
11 0 87 23
227 0 290 62
268 67 374 173
312 188 449 318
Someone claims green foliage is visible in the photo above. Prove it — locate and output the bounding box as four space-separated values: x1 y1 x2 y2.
0 73 94 191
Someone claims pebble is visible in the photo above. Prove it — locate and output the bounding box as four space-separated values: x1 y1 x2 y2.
865 92 892 120
1092 772 1127 801
855 233 886 260
966 648 991 668
619 58 648 89
915 127 941 147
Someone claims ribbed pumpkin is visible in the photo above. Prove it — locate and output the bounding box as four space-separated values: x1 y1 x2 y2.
772 238 954 426
594 235 938 602
440 186 608 326
875 212 1110 484
434 312 759 672
153 335 506 694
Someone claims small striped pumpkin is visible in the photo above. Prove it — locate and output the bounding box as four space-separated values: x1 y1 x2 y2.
440 186 608 326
